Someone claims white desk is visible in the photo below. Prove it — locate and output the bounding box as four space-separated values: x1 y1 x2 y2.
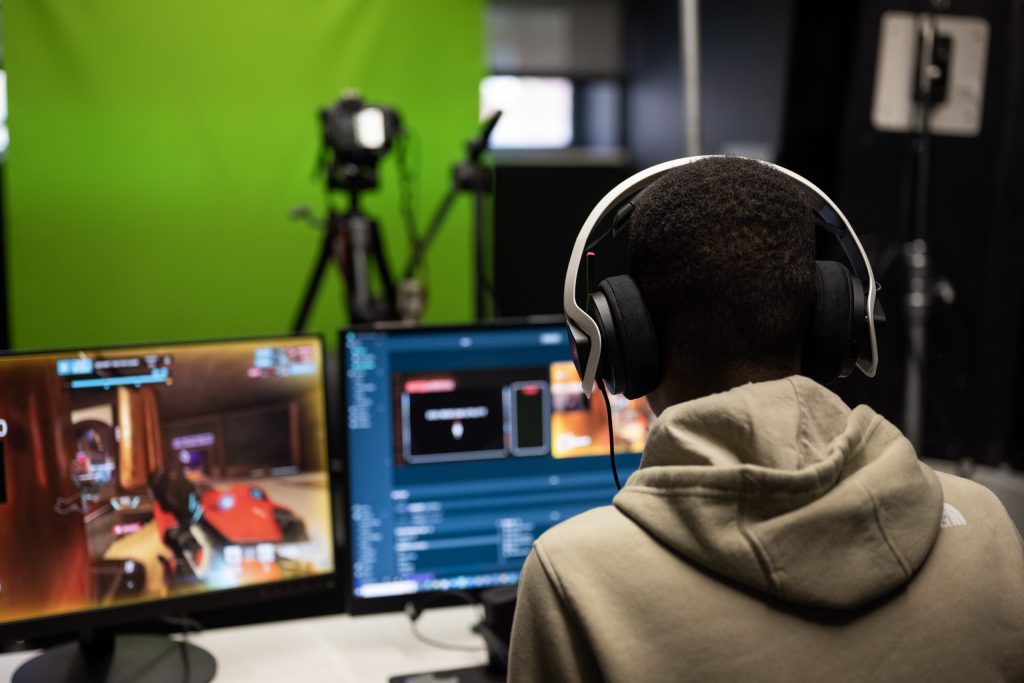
0 606 488 682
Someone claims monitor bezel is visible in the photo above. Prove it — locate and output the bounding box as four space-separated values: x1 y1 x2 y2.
339 316 567 615
0 333 344 643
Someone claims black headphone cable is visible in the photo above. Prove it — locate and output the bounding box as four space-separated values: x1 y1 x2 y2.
597 380 622 491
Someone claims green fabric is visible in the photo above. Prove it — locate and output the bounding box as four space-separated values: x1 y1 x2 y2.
510 377 1024 682
4 0 484 349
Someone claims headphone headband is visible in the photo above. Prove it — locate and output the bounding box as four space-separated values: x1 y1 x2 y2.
564 155 879 398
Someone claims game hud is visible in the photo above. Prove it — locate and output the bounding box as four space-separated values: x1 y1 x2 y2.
0 337 333 626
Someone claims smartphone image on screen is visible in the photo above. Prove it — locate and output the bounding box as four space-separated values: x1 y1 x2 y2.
508 381 550 456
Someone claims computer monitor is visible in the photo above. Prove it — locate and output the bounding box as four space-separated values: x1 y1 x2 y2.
342 321 653 614
0 336 337 681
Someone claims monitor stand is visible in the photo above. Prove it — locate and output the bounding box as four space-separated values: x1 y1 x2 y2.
13 631 216 683
391 586 516 683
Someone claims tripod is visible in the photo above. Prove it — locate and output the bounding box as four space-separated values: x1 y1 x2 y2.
291 189 396 332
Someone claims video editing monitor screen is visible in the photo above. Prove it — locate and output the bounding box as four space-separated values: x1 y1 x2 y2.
0 336 335 638
343 322 652 612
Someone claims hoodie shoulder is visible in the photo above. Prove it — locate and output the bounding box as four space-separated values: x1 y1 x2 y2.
932 469 1024 544
535 505 635 554
920 469 1024 640
532 504 671 581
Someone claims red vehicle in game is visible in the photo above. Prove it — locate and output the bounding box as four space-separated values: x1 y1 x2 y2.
149 470 309 585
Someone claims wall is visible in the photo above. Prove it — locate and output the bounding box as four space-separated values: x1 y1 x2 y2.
625 0 795 166
4 0 484 349
489 0 622 76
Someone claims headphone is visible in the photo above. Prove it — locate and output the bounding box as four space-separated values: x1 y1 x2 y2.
564 156 882 400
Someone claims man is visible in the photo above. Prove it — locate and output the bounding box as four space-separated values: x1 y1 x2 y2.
508 157 1024 682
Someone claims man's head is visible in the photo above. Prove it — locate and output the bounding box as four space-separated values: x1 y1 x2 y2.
628 156 816 413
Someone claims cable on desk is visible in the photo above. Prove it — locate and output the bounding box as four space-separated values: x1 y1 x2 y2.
404 590 488 653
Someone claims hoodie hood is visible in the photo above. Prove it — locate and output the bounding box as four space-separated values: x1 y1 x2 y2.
613 376 943 610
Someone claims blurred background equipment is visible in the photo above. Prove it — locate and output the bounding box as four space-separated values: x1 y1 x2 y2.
484 0 1024 476
1 2 486 349
320 92 403 193
780 0 1024 472
869 10 988 453
402 110 503 321
292 92 403 329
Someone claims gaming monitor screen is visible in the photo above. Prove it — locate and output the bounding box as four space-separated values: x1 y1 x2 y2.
343 323 651 611
0 337 334 632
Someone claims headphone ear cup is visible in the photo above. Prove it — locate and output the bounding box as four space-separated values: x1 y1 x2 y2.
802 260 856 384
590 275 661 399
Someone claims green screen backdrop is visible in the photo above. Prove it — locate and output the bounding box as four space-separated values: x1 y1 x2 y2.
4 1 484 349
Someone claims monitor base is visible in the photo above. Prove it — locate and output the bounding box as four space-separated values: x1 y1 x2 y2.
13 634 215 683
390 665 504 683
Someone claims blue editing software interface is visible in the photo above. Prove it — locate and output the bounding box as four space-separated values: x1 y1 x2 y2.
344 323 655 600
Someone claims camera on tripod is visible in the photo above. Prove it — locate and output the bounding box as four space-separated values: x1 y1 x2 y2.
292 91 404 329
292 89 502 331
320 93 402 192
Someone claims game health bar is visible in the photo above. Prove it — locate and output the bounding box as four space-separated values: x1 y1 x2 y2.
70 367 170 390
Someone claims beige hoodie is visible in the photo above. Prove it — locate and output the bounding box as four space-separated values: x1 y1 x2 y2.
509 377 1024 682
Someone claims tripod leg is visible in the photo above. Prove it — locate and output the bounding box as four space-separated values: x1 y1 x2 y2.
344 213 375 324
292 228 335 334
403 186 460 280
345 213 398 323
371 219 398 319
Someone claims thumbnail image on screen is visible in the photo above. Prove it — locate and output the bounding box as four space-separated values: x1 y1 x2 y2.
345 324 653 604
394 369 552 464
0 338 333 627
550 361 651 458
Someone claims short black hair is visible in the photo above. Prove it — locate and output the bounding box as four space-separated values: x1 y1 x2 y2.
628 156 816 379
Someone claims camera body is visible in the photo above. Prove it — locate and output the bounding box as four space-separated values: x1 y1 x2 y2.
320 92 402 191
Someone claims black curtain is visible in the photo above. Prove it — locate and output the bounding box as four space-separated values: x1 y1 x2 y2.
781 0 1024 467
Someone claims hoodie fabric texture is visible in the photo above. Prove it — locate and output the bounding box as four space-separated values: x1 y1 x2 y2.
508 376 1024 682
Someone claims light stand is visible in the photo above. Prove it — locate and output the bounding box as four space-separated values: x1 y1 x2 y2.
403 112 502 321
870 8 991 454
902 11 956 454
